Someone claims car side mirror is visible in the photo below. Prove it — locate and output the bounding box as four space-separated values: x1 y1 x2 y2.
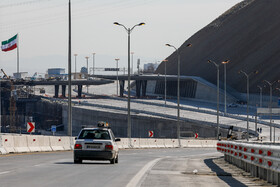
115 138 121 142
75 137 77 140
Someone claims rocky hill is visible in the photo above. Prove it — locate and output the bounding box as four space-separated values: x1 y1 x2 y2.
156 0 280 95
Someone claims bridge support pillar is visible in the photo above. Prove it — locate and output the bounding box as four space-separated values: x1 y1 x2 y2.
77 85 82 98
54 85 59 98
141 80 147 97
136 80 142 98
61 85 66 98
120 80 125 97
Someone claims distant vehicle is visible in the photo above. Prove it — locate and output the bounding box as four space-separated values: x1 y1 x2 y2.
228 103 237 108
74 121 120 164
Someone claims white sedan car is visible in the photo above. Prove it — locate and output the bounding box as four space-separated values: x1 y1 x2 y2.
74 122 120 164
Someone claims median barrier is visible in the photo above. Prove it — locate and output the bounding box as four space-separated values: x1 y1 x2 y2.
119 138 129 149
61 136 71 150
116 141 123 149
148 139 157 148
189 140 203 148
202 140 217 148
50 136 64 151
27 135 42 152
131 138 140 149
139 138 150 148
70 137 75 150
180 139 188 148
172 139 180 148
13 135 30 153
38 136 52 152
0 135 6 154
164 139 174 148
1 135 15 153
156 139 165 148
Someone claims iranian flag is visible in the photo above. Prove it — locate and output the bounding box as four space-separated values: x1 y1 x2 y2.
1 34 18 52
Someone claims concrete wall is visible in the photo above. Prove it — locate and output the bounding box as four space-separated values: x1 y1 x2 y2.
195 81 236 104
62 105 227 138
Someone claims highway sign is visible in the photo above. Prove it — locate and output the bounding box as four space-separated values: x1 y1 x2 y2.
149 131 154 137
194 133 199 139
51 125 56 133
27 122 35 133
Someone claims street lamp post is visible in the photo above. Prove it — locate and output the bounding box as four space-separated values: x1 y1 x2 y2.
222 60 230 114
85 56 89 93
208 60 221 140
131 52 134 75
257 85 263 108
92 53 96 77
114 22 145 146
163 59 168 107
239 70 258 141
166 43 191 145
74 54 77 79
115 58 120 96
264 80 276 142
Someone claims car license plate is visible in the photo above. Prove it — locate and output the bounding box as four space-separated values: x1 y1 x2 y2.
87 145 100 149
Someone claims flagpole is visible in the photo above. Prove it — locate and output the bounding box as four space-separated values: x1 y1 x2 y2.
17 33 19 74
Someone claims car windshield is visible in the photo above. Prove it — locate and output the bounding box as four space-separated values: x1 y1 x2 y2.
78 129 111 140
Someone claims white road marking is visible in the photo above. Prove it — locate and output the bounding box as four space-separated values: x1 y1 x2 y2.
126 157 163 187
0 171 11 175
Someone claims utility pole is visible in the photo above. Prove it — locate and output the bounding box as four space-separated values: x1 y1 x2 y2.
67 0 72 137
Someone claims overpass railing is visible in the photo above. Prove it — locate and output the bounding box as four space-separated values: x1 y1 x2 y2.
217 140 280 185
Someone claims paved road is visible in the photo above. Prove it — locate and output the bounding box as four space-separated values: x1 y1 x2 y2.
0 148 270 187
36 83 280 142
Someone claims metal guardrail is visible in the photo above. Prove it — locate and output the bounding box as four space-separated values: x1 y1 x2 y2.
217 140 280 173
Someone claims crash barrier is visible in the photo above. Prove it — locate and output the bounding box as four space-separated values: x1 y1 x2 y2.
0 134 217 155
0 134 73 154
217 140 280 185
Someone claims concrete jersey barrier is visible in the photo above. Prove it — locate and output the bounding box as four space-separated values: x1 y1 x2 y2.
0 133 218 155
13 135 30 153
1 135 16 153
27 135 42 152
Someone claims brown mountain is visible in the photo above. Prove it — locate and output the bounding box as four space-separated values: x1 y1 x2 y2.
155 0 280 95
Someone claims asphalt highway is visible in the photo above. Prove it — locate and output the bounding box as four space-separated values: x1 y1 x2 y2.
0 148 269 187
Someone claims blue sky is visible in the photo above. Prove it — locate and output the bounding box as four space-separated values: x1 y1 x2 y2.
0 0 242 76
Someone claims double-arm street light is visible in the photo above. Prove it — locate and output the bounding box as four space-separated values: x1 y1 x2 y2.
264 80 276 142
207 60 229 140
239 70 258 141
166 43 191 145
114 22 145 146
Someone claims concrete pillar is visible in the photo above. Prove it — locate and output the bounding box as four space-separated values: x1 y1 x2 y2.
120 80 125 97
62 85 66 98
142 80 147 97
54 85 59 98
77 85 82 98
136 80 142 98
